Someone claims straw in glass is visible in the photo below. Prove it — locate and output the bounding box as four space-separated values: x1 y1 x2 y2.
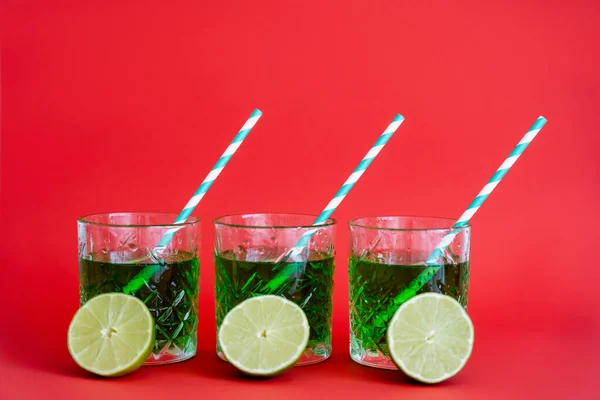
262 114 405 293
123 109 263 294
371 116 548 329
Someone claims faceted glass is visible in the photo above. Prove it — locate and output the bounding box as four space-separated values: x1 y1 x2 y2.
214 213 336 365
349 216 470 369
77 212 200 365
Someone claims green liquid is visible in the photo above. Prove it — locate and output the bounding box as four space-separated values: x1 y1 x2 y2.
215 251 334 358
349 255 469 356
79 251 199 358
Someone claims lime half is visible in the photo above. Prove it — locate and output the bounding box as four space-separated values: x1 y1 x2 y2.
387 293 474 384
68 293 155 377
218 295 310 377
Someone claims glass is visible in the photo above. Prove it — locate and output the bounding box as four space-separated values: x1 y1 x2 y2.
349 216 470 369
214 213 336 365
77 212 200 365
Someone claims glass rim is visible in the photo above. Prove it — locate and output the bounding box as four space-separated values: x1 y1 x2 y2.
349 215 471 232
213 213 337 229
77 212 201 228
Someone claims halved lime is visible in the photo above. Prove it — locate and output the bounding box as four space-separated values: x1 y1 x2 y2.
218 295 310 377
387 293 474 384
67 293 155 377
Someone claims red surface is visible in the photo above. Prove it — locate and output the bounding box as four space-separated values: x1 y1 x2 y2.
1 0 599 398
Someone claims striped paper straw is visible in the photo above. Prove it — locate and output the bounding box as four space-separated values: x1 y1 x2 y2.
262 114 405 294
123 109 263 294
372 116 547 328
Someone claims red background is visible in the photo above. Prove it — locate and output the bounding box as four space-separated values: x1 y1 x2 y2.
1 0 599 398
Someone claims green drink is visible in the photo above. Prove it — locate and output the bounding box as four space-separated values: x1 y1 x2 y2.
214 213 337 365
349 216 471 369
215 251 334 363
349 255 469 364
77 212 201 365
79 252 199 364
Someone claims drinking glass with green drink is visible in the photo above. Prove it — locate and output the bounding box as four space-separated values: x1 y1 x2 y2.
214 213 337 365
78 212 201 364
349 216 470 369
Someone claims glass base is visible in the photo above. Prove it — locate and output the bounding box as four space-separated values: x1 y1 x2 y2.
217 341 331 366
350 341 398 370
297 341 331 365
144 344 196 365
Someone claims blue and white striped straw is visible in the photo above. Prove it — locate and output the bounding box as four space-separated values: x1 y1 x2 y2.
372 115 547 326
155 108 263 249
262 114 405 293
123 109 263 294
